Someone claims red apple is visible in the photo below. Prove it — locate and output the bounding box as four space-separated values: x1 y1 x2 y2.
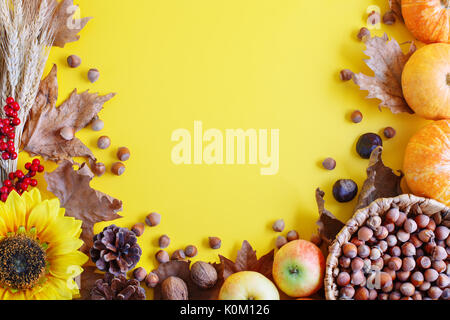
273 239 325 297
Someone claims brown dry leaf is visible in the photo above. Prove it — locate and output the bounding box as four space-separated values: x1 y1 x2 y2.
153 260 224 300
389 0 404 22
45 160 123 253
315 188 345 244
354 147 403 211
353 34 416 114
219 240 274 280
77 266 103 300
22 65 115 162
52 0 92 48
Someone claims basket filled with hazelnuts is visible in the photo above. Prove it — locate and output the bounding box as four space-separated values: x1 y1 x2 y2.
324 194 449 300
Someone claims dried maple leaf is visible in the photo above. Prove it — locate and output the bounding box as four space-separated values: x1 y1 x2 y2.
354 147 403 211
153 260 224 300
219 240 274 280
389 0 404 22
315 188 345 244
52 0 92 48
22 65 115 162
353 34 416 114
45 160 123 253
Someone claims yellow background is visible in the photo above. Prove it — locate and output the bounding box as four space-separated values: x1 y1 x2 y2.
22 0 430 294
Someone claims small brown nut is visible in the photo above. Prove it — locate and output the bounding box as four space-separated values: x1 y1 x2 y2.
424 269 439 282
60 127 74 141
383 222 395 233
419 281 431 291
155 250 169 264
396 230 410 243
91 118 104 131
339 69 354 81
272 219 285 232
417 256 431 269
286 230 299 242
351 270 365 286
171 249 186 261
426 219 436 231
383 127 396 139
386 235 397 247
437 274 449 288
351 237 364 247
145 272 159 288
358 226 373 242
111 162 125 176
370 247 381 260
395 212 407 227
418 229 434 243
401 242 416 257
336 272 351 286
209 237 221 249
339 256 351 268
435 226 449 241
354 287 369 300
385 208 400 223
410 234 423 248
97 136 111 149
343 243 357 258
357 244 370 258
310 234 322 247
340 286 355 299
67 55 81 68
357 27 370 41
368 10 381 26
351 257 364 272
117 147 131 162
428 286 443 300
133 267 147 281
350 110 363 123
388 257 402 271
131 223 145 237
146 212 161 226
322 157 336 170
161 276 188 300
397 271 411 282
432 260 447 273
190 261 218 289
159 235 170 248
400 282 415 297
411 271 424 287
389 246 401 257
275 236 287 249
414 214 430 229
185 245 198 258
378 240 388 252
88 68 100 83
92 162 106 177
382 11 396 25
389 291 401 300
402 257 416 272
432 245 447 261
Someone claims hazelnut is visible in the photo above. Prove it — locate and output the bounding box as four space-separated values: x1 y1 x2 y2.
389 291 401 300
351 270 365 286
146 212 161 226
428 287 443 300
145 272 159 288
351 257 364 271
337 271 351 286
432 245 447 261
131 223 145 237
426 219 436 231
286 230 299 242
437 274 449 289
389 246 401 257
358 226 373 242
432 260 446 273
435 226 449 241
357 244 370 258
67 55 82 68
111 162 125 176
387 257 402 271
396 229 410 243
88 68 100 83
97 136 111 149
133 267 147 281
155 250 169 263
339 69 353 81
185 245 198 258
402 257 416 272
340 286 355 299
161 276 188 300
383 127 396 139
357 27 370 41
385 208 400 223
374 226 388 240
370 247 381 260
190 261 218 289
378 240 388 252
351 237 364 247
383 10 396 25
91 118 104 131
171 249 186 261
411 271 424 287
371 257 384 270
343 243 357 258
159 235 170 248
322 157 336 170
384 222 395 233
409 234 423 248
272 219 285 232
414 214 430 229
395 212 407 227
339 256 351 269
92 162 106 177
419 281 431 291
276 236 287 249
386 235 397 247
396 271 411 282
209 237 221 249
424 269 439 282
117 147 131 162
443 288 450 300
417 256 431 269
354 287 369 300
400 283 415 297
401 242 416 257
310 234 322 247
350 110 363 123
403 219 417 233
418 229 434 243
60 127 74 141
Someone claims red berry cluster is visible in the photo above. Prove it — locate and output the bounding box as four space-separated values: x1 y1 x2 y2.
0 159 44 202
0 97 21 161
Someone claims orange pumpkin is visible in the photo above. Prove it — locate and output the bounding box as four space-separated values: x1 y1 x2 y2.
403 120 450 206
402 0 450 44
401 43 450 120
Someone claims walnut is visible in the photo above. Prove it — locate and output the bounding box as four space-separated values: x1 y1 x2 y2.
161 276 188 300
190 261 218 289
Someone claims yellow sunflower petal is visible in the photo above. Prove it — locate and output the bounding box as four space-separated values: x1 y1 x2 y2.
22 188 42 215
4 191 27 229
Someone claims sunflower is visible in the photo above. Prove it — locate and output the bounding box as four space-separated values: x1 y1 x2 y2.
0 188 88 300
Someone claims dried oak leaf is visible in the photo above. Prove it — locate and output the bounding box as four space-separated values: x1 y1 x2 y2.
22 65 115 162
153 260 224 300
354 146 403 212
45 160 123 253
77 266 103 300
389 0 404 22
353 34 416 114
219 240 274 280
52 0 92 48
315 188 345 244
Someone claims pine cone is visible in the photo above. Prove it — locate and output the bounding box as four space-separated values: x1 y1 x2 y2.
91 273 146 300
90 225 142 275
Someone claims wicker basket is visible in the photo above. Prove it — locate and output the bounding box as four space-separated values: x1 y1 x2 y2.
325 194 450 300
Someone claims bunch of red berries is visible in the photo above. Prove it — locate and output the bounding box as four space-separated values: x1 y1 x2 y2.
0 159 44 202
0 97 21 161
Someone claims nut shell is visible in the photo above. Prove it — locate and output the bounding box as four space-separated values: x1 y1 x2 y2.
190 261 218 289
161 276 188 300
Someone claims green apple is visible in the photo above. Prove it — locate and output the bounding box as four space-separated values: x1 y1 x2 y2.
273 239 325 297
218 271 280 300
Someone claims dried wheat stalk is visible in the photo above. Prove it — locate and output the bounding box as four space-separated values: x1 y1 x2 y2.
0 0 56 180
